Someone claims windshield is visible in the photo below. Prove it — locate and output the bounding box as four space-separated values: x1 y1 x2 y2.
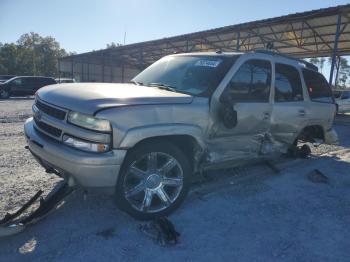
132 55 239 96
4 77 17 84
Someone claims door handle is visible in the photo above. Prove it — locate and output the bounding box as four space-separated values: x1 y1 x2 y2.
298 109 306 117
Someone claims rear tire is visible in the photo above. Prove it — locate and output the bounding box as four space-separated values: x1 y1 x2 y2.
115 140 191 220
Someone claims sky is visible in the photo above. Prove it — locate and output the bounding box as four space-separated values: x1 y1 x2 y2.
0 0 349 54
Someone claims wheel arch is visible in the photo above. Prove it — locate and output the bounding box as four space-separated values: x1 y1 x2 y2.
298 124 325 142
119 125 206 171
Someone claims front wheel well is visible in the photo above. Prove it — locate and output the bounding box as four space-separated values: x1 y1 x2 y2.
127 135 204 171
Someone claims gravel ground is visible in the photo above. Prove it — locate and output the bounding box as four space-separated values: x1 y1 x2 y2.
0 98 350 262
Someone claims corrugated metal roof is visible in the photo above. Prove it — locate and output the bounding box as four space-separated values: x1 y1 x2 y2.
61 4 350 67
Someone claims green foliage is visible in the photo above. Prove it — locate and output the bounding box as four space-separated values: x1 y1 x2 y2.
106 42 122 49
308 57 326 73
0 32 69 77
337 58 350 88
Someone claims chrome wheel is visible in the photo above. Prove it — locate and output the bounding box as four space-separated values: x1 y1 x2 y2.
123 152 184 213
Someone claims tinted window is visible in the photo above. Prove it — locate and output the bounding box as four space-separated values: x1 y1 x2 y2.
275 64 303 102
225 59 271 102
133 55 239 96
12 78 23 86
302 69 333 103
44 78 56 85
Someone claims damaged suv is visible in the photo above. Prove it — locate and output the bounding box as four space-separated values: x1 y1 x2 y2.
24 51 338 219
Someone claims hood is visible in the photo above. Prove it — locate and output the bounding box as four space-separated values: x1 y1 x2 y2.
38 83 194 115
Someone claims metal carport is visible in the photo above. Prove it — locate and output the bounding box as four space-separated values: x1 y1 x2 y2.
58 4 350 86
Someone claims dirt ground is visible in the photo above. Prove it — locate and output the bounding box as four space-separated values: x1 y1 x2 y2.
0 97 350 262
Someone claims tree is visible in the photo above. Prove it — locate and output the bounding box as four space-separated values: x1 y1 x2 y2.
337 58 350 88
0 32 70 77
309 57 326 73
106 42 122 48
328 57 350 88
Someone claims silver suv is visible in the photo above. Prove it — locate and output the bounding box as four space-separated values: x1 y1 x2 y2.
24 51 338 219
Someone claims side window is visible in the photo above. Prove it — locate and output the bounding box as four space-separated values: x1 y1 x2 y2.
302 69 333 103
23 78 35 88
12 78 22 86
46 78 56 85
225 59 271 102
275 63 303 102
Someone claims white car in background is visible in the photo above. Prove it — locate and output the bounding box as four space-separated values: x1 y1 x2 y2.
55 78 75 84
333 90 350 114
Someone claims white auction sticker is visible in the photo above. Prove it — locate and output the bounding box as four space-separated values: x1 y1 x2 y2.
195 60 222 68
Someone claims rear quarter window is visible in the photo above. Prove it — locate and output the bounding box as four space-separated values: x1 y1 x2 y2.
302 69 333 103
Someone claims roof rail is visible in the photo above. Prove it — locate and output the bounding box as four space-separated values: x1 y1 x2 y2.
254 49 318 72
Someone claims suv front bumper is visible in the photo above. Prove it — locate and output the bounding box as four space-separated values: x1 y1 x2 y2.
24 117 127 191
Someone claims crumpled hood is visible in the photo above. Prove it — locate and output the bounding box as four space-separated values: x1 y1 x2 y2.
38 83 194 115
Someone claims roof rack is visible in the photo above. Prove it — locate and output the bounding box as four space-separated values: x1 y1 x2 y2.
254 49 318 72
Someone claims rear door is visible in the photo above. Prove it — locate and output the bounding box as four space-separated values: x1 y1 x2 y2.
302 69 336 127
270 62 308 147
208 58 273 162
23 78 37 95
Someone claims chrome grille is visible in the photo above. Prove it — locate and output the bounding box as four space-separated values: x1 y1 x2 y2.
34 118 62 137
36 100 66 120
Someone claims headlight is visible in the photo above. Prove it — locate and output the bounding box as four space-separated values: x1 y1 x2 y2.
63 135 110 152
68 111 111 132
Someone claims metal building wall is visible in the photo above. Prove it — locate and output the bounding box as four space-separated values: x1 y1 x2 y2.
58 60 141 83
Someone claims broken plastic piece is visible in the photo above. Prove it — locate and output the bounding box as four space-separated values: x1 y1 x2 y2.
0 190 43 226
0 182 75 237
139 217 180 246
265 161 280 174
307 169 329 184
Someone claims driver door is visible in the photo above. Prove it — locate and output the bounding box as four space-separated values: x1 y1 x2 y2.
207 59 273 163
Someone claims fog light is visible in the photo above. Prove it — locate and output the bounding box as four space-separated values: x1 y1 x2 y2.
63 135 110 153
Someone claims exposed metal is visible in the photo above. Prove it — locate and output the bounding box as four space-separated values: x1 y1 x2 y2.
59 4 350 82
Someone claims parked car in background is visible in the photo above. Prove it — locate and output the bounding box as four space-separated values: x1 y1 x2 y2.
333 90 350 114
25 51 338 219
0 76 56 99
55 78 75 84
0 75 16 83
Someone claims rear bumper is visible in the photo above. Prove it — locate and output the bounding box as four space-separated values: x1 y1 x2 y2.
24 117 127 190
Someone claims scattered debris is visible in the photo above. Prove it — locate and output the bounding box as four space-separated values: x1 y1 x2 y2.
299 144 311 158
0 190 43 225
287 144 311 158
307 169 329 184
265 161 280 174
95 227 117 240
0 182 75 237
139 217 180 246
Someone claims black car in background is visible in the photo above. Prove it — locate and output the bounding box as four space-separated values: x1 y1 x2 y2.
0 76 56 99
0 75 16 83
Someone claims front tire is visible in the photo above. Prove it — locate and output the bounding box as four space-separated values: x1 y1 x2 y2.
0 89 10 99
115 140 191 220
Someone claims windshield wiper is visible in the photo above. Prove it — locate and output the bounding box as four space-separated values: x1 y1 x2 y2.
147 82 178 92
